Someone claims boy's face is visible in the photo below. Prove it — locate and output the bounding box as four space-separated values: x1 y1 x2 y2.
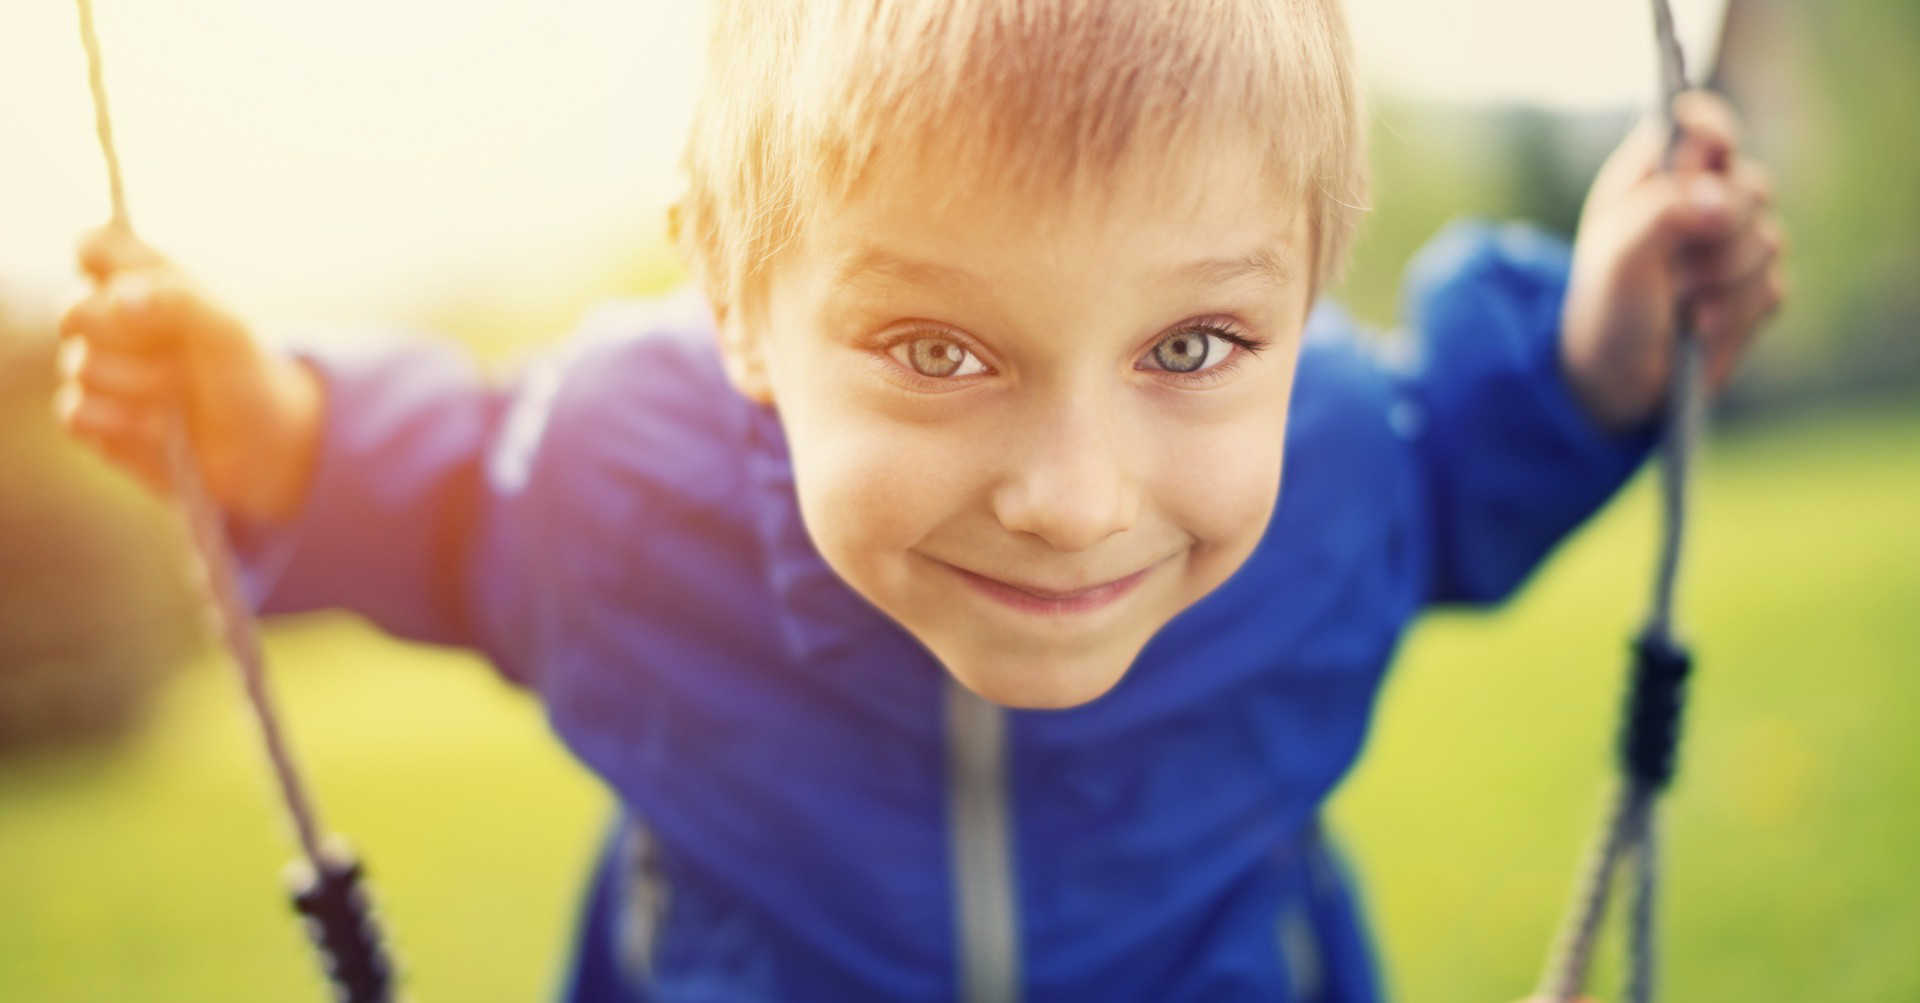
725 145 1311 708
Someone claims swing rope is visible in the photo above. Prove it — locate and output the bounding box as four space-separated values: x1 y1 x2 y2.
1535 1 1709 1000
72 3 397 1000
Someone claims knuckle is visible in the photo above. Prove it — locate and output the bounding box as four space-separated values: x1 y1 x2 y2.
1686 89 1742 136
108 273 156 317
1676 115 1734 158
84 351 149 396
51 383 83 424
57 337 88 379
1744 160 1775 204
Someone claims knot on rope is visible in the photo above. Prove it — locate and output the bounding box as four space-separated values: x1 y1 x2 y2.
1619 632 1693 791
289 849 396 1003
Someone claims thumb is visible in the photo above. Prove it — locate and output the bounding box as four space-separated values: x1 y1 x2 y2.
76 221 168 283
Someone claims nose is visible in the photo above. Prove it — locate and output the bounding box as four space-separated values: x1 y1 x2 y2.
989 395 1139 553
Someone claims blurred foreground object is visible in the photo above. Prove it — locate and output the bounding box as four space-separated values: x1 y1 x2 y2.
0 275 197 749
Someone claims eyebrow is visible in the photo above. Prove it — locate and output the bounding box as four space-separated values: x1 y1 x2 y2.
1171 248 1294 290
832 248 987 292
830 244 1294 292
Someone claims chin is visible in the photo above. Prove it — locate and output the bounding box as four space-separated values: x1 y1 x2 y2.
931 641 1142 710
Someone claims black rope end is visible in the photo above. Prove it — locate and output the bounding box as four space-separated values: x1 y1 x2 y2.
1619 632 1694 790
289 847 396 1003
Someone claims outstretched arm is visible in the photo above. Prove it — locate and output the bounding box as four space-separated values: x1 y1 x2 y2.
223 336 555 683
56 226 557 683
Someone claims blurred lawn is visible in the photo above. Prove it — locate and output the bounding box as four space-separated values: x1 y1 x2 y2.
2 396 1916 1002
0 626 609 1001
1333 395 1920 1002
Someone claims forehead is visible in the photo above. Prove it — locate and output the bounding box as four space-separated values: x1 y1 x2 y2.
794 136 1308 303
830 244 1294 300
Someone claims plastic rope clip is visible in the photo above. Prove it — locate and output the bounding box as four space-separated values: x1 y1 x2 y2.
288 845 397 1003
1619 632 1694 792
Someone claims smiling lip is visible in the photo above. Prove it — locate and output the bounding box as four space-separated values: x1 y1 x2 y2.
944 560 1159 616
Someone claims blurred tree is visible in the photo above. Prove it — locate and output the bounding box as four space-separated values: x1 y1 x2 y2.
0 283 199 749
1340 0 1918 413
1730 0 1920 405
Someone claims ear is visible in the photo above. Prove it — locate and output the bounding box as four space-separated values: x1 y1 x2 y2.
712 300 776 407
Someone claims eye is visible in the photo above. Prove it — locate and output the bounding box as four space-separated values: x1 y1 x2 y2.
1142 325 1238 374
889 336 987 378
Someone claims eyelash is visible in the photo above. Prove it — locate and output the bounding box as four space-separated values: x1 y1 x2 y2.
1139 321 1269 388
878 320 1268 390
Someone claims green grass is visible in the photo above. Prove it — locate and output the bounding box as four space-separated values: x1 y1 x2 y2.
3 397 1916 1002
0 628 608 1002
1331 395 1920 1002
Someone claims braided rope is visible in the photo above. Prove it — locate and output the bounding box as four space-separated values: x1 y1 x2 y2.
73 4 395 1000
1535 2 1708 1000
75 0 332 879
73 0 127 231
1626 809 1659 1003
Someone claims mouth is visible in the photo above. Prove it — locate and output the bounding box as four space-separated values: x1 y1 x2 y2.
940 557 1164 617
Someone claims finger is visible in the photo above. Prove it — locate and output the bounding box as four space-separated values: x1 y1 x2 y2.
1693 264 1787 391
1612 172 1745 271
1671 158 1775 285
1694 263 1787 342
53 383 167 444
1590 115 1671 202
53 384 181 495
52 382 166 490
76 221 168 283
56 273 174 354
1603 89 1742 191
1730 154 1774 207
1682 212 1783 294
59 335 181 403
1604 118 1662 179
1668 89 1743 174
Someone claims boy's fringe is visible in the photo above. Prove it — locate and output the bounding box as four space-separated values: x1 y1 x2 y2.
675 0 1370 321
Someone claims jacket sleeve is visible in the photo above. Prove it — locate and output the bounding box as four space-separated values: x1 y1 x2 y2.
225 331 567 686
1394 220 1659 606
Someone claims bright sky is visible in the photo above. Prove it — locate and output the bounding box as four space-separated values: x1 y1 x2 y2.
0 0 1725 320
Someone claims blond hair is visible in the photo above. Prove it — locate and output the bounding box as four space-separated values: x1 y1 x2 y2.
672 0 1368 320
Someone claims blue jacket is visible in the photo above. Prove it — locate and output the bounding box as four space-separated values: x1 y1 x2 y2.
239 221 1652 1001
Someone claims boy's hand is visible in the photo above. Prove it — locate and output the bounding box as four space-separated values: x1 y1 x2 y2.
54 224 324 525
1560 90 1787 430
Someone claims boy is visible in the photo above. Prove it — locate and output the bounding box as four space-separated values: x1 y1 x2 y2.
55 0 1784 999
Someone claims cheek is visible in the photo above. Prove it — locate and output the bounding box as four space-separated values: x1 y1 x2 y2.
761 321 981 603
779 390 980 582
1150 397 1290 554
1168 436 1284 549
